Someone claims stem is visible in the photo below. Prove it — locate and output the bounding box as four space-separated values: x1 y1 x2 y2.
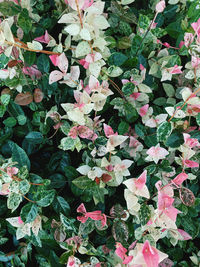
5 40 60 55
168 87 200 122
136 12 158 56
21 194 36 203
75 0 83 28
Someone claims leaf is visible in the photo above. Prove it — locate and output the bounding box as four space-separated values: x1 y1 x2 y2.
24 51 36 66
19 180 30 195
112 220 129 242
35 190 55 207
118 121 129 135
157 121 173 142
179 187 195 207
0 2 21 16
18 9 32 34
25 131 43 144
131 35 143 56
8 141 31 170
75 41 91 57
60 214 76 232
15 92 33 106
7 193 22 212
122 82 135 96
139 204 151 225
20 203 38 223
163 83 175 97
110 204 126 218
79 218 95 235
108 52 128 66
1 94 10 106
72 176 95 190
37 54 50 73
3 117 17 127
196 112 200 126
33 88 44 103
166 131 184 148
53 196 70 216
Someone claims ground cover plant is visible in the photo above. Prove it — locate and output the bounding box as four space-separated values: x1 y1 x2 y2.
0 0 200 266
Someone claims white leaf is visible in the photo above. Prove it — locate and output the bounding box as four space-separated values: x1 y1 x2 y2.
64 24 80 36
80 28 91 41
75 41 91 57
49 70 63 84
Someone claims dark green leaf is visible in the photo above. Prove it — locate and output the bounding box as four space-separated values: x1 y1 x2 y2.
37 54 50 73
8 141 30 170
18 9 32 34
20 203 38 223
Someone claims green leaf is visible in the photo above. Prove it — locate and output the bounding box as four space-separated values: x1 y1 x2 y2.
138 14 150 30
135 123 146 138
19 180 30 195
3 117 17 127
153 97 166 106
108 52 128 66
60 214 76 232
64 166 79 180
118 121 129 135
112 220 129 242
53 196 70 216
72 176 95 190
7 193 22 212
93 186 107 204
17 115 27 125
37 54 50 73
122 82 135 96
1 94 10 106
24 51 36 66
166 131 184 148
117 37 132 49
157 121 173 142
163 83 175 97
8 141 31 170
18 9 32 34
79 218 95 235
196 112 200 126
0 2 21 16
124 102 138 123
35 190 55 207
25 131 43 144
131 35 143 56
139 204 151 225
20 203 38 223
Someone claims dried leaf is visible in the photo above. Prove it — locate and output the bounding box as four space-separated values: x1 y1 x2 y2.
15 92 33 106
179 187 195 207
33 88 44 103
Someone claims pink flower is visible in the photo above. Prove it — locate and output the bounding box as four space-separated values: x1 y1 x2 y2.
191 18 200 37
156 0 165 13
34 30 50 44
146 144 169 164
142 240 159 267
115 242 133 264
184 33 194 48
77 203 107 227
139 104 149 117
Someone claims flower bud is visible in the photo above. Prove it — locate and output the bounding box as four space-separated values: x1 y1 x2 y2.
156 0 165 13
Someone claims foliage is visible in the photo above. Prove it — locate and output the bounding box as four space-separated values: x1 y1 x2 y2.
0 0 200 266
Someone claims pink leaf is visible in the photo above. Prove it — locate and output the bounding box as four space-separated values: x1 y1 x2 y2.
134 170 147 189
172 173 188 185
139 104 149 117
123 255 133 264
49 55 59 66
115 242 127 260
155 0 165 13
77 203 87 214
142 240 159 267
103 123 115 137
86 211 103 221
177 229 192 240
184 159 199 168
57 53 68 74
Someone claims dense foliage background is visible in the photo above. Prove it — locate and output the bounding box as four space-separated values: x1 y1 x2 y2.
0 0 200 266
